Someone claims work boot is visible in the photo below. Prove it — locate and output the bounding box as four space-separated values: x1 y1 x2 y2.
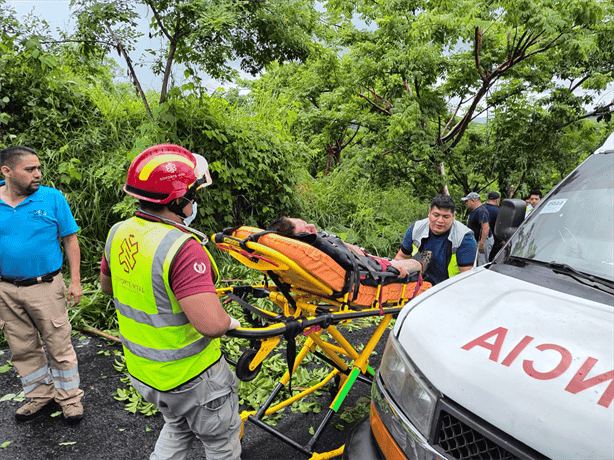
15 398 55 422
62 401 83 423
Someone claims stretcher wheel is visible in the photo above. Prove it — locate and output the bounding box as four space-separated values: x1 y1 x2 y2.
236 348 262 381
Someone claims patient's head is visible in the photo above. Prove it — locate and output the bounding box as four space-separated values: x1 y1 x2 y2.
267 217 317 236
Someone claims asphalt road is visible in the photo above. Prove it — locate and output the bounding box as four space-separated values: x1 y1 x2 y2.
0 325 389 460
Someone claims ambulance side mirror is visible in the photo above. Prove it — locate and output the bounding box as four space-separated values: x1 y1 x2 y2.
494 199 527 241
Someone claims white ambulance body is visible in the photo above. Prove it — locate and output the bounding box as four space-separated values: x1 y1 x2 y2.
344 131 614 460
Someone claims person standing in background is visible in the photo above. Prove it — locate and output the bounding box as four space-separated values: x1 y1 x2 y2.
526 190 542 215
484 191 503 262
462 192 492 266
0 146 84 423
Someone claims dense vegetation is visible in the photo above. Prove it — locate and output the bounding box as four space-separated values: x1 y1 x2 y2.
1 0 612 418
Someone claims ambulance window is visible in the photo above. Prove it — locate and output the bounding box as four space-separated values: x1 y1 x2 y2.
508 153 614 282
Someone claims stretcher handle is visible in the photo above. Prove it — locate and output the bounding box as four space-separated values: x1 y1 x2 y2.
214 229 275 252
225 307 404 339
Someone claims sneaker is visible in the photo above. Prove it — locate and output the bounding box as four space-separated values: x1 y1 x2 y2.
15 398 55 422
420 250 433 272
62 401 83 423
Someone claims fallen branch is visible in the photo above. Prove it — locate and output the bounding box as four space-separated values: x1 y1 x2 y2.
77 323 121 343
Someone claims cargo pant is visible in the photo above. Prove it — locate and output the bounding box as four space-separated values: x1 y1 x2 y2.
130 357 242 460
0 273 83 405
475 235 494 266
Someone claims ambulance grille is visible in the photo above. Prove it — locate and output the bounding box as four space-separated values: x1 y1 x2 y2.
432 402 548 460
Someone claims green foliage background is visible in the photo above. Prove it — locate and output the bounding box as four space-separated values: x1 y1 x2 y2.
1 0 613 419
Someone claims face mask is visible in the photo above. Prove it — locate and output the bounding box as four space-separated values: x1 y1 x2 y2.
183 202 197 227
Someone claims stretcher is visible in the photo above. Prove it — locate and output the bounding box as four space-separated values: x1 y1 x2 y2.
213 226 431 459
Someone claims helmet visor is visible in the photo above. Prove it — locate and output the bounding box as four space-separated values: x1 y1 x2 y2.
184 154 212 201
193 154 212 189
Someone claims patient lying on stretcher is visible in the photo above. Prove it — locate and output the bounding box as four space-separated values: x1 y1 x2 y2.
266 217 430 278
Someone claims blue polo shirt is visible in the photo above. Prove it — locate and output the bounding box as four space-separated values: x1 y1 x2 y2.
0 181 79 279
400 226 476 285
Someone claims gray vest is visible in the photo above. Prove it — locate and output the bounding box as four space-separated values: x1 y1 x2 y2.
411 218 473 256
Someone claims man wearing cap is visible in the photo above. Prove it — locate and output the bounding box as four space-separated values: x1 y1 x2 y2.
484 192 503 261
462 192 492 266
395 194 477 285
100 144 241 460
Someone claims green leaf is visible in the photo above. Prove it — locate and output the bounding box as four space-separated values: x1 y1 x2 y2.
1 441 11 448
0 363 13 374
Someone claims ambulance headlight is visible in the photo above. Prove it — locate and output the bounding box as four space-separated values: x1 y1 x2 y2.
378 334 438 438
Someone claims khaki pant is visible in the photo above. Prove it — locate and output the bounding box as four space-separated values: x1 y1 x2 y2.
130 357 241 460
0 274 83 405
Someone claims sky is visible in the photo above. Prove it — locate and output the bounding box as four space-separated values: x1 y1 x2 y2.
6 0 613 112
6 0 245 93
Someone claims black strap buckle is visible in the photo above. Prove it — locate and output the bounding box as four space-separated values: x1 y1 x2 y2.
0 268 61 287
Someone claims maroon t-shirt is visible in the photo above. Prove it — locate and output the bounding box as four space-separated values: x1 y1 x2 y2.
100 216 216 300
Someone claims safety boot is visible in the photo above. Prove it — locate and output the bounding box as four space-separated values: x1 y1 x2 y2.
15 398 55 421
62 401 83 423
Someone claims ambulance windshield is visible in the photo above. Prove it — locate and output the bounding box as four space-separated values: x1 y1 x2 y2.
506 151 614 283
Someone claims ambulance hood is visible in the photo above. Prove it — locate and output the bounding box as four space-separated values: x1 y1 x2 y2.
395 267 614 460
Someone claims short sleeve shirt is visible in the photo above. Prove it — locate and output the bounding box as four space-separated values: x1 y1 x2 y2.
401 225 476 285
0 182 79 279
467 205 490 241
484 203 499 239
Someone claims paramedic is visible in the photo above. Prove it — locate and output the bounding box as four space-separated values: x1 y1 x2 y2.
0 146 84 422
267 217 426 276
99 144 241 460
395 194 477 285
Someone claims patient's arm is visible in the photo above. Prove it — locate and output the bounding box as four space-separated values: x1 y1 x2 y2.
347 242 423 275
390 258 423 276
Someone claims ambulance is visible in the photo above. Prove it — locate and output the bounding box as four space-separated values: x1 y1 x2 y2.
344 131 614 460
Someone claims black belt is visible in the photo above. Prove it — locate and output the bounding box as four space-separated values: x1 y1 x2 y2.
0 268 61 287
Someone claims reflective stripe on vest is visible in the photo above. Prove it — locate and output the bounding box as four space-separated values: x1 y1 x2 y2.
105 217 220 390
411 218 471 279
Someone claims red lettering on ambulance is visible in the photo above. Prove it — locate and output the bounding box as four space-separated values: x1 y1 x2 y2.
522 344 572 380
501 336 534 367
565 357 614 408
461 327 508 362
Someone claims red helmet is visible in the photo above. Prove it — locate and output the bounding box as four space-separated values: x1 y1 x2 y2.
124 144 211 204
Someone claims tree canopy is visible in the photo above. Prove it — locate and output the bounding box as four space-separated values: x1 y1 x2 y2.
249 0 613 198
70 0 322 108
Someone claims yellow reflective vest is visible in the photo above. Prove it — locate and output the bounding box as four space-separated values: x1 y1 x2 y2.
104 216 220 391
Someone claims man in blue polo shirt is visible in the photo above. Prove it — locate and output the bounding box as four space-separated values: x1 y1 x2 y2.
395 194 476 285
0 146 84 423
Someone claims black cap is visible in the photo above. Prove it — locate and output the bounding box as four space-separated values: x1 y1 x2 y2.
487 191 500 200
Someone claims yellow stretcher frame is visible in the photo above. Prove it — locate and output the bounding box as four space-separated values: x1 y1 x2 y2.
213 230 424 459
